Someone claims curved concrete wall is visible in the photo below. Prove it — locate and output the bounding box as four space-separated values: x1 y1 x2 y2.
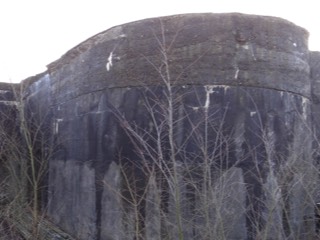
1 13 319 240
47 13 310 102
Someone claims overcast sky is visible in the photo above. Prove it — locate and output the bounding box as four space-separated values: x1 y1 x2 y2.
0 0 319 82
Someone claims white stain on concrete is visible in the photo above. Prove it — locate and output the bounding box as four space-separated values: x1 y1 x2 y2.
54 118 63 134
235 68 239 79
204 85 214 109
242 44 249 50
241 43 256 60
192 106 200 112
189 85 231 111
250 111 257 117
106 52 114 71
302 97 309 120
280 91 284 98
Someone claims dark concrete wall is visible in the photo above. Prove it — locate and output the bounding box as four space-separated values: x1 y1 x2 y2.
0 83 20 203
310 51 320 208
1 13 319 240
47 13 310 100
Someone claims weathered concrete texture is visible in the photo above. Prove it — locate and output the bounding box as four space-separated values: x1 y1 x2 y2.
47 13 310 104
42 13 316 240
1 12 319 240
310 52 320 137
310 52 320 103
45 83 314 239
0 83 19 205
48 160 97 239
310 51 320 208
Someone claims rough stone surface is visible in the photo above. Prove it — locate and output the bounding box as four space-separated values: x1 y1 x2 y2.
1 13 320 240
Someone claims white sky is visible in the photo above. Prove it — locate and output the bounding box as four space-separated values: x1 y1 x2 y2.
0 0 319 83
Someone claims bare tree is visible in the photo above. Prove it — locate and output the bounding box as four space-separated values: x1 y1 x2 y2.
105 19 318 240
0 81 74 239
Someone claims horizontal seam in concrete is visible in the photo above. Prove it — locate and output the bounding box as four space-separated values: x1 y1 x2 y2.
52 83 311 107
